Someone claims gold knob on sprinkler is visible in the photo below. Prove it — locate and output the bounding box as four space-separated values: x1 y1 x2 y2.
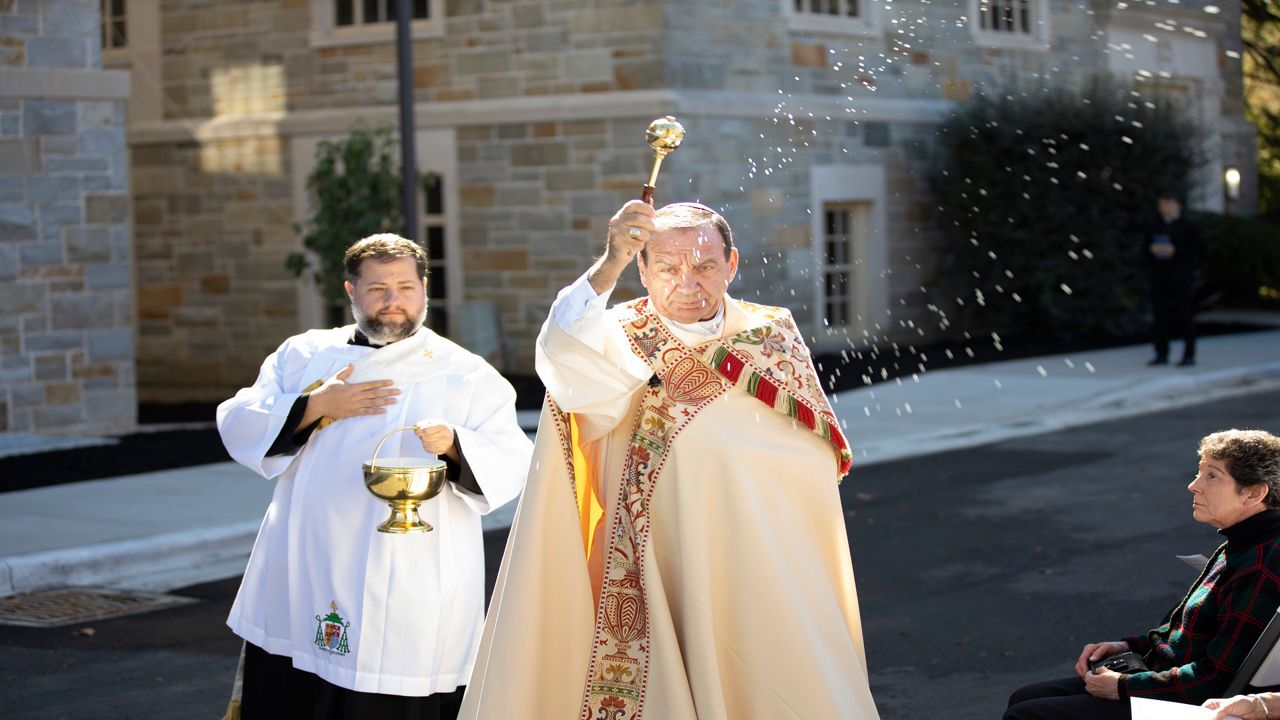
641 115 685 204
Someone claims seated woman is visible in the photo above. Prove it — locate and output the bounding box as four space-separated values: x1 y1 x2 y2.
1005 429 1280 720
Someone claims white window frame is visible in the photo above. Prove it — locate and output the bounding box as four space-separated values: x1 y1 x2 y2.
310 0 443 49
819 202 872 331
783 0 881 39
416 128 462 337
810 164 888 347
969 0 1051 51
289 128 460 332
417 168 460 337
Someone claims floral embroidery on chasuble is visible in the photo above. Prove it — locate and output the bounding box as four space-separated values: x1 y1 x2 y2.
571 298 853 720
706 301 853 476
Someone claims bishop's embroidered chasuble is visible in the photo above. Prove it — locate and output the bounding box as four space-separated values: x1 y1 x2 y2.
461 296 879 720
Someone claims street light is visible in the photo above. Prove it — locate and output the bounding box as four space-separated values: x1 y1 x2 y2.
1224 166 1242 201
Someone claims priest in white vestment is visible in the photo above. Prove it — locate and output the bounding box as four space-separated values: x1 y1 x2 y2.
462 201 880 719
217 234 531 718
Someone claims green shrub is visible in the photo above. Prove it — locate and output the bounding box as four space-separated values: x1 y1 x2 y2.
1260 171 1280 223
287 127 402 317
933 80 1202 338
1196 212 1280 307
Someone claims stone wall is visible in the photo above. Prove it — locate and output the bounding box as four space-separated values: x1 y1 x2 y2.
132 136 298 402
124 0 1250 396
455 118 641 367
151 0 1111 119
448 108 952 370
0 0 136 434
154 0 667 120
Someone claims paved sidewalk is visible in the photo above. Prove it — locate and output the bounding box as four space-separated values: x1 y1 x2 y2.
2 330 1278 597
841 330 1280 465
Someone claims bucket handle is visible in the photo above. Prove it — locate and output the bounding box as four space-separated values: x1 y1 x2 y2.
369 426 419 469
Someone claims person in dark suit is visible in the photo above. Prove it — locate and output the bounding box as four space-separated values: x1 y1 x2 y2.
1145 191 1203 366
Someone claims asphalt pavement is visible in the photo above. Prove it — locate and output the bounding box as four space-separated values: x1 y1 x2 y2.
1 327 1279 598
6 383 1279 719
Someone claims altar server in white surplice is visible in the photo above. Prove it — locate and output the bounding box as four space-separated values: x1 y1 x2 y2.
217 233 530 719
462 202 881 720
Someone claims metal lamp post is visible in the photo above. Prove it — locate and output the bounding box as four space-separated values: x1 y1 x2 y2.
394 0 418 242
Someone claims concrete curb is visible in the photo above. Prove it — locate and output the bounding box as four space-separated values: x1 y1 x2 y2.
1076 361 1280 415
0 521 260 597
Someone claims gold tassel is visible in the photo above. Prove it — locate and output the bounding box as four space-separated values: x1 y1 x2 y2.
221 642 245 720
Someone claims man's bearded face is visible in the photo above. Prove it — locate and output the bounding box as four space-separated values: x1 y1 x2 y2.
345 256 428 344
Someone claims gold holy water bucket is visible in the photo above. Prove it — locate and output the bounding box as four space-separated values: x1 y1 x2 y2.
362 426 447 534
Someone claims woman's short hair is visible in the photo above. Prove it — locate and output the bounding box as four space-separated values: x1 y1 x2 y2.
1199 429 1280 508
644 202 734 262
343 233 428 282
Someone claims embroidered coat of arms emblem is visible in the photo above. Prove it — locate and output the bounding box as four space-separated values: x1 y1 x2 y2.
313 601 351 655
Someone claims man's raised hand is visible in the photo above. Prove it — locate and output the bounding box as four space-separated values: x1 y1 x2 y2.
302 364 399 428
589 200 656 294
606 200 655 262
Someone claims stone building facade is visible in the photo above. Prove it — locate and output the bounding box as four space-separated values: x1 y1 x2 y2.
101 0 1252 404
0 0 136 434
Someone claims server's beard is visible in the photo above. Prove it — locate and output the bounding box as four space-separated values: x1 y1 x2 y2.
352 302 427 345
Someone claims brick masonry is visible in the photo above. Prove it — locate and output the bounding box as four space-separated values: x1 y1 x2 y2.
121 0 1248 396
1 0 136 434
131 136 298 402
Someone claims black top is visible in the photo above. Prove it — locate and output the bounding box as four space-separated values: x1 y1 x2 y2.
1219 508 1280 553
1120 508 1280 701
264 328 483 496
1144 214 1203 274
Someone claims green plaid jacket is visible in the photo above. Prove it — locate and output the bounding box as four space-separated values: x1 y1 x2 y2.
1120 509 1280 703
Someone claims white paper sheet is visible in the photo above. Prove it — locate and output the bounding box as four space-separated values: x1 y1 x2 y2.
1178 553 1211 571
1131 697 1240 720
